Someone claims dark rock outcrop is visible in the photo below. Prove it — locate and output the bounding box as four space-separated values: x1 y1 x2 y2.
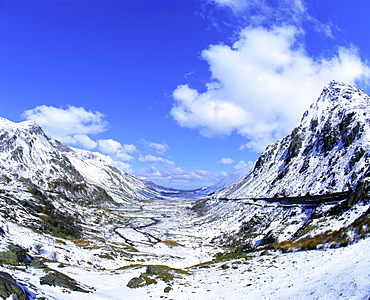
0 272 29 300
0 245 30 266
40 269 89 293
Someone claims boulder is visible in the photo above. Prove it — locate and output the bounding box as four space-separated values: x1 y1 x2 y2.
126 276 145 288
40 269 89 293
0 245 30 266
0 252 19 266
0 272 28 300
146 265 166 275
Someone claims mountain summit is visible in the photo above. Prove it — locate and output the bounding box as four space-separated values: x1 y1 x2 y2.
215 81 370 199
191 81 370 253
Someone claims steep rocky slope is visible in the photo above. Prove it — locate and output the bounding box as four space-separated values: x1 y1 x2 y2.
216 81 370 199
0 82 369 299
0 117 179 245
0 117 173 204
194 81 370 250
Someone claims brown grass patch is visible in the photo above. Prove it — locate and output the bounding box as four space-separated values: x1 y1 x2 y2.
262 212 370 253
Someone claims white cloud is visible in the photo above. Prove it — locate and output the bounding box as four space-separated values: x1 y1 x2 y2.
97 139 136 162
171 25 370 152
111 161 133 173
217 157 234 164
209 0 248 13
233 160 254 171
66 134 97 150
208 0 308 26
171 84 248 137
233 160 247 170
147 141 169 155
23 105 107 150
138 154 174 165
134 165 227 190
93 152 133 173
23 105 137 168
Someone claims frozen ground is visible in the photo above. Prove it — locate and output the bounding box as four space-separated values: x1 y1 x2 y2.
0 198 369 299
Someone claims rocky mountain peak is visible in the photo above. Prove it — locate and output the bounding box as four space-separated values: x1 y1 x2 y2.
215 82 370 199
301 80 370 126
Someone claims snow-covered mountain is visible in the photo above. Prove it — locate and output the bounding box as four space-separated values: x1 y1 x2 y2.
193 81 370 251
196 166 252 197
0 82 369 299
0 117 174 204
215 81 370 199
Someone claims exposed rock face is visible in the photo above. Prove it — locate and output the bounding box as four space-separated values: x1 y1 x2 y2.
196 82 370 250
39 269 90 293
0 117 175 206
216 81 370 199
126 276 145 288
0 245 29 266
0 272 28 300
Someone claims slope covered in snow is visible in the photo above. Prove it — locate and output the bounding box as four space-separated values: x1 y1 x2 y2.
0 82 369 299
216 81 370 199
0 117 175 204
195 166 252 197
192 81 370 251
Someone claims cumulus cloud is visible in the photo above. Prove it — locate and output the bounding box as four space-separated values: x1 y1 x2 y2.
92 151 133 173
23 105 138 170
233 160 254 171
205 0 309 30
144 141 169 155
217 157 234 164
209 0 248 13
233 160 247 170
171 25 370 152
23 105 107 149
138 154 174 165
97 139 136 162
134 164 227 189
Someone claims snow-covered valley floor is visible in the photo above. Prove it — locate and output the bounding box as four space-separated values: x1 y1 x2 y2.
1 198 369 299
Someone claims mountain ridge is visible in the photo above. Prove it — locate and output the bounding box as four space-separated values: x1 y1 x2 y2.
0 82 369 299
190 81 370 253
213 81 370 200
0 117 177 204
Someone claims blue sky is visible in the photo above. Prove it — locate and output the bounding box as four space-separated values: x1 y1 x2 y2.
0 0 369 189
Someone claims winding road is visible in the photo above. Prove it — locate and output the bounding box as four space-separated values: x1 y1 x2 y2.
112 205 162 246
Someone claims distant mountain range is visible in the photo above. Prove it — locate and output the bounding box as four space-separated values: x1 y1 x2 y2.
0 117 177 205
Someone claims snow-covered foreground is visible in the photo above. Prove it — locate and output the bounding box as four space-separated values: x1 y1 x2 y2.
1 198 369 299
4 234 369 299
178 238 370 300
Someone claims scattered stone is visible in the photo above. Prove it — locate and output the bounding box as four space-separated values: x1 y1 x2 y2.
164 286 172 293
0 252 19 266
146 265 166 275
29 257 47 269
40 269 89 293
221 264 229 270
0 272 28 300
126 276 145 288
0 244 30 267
